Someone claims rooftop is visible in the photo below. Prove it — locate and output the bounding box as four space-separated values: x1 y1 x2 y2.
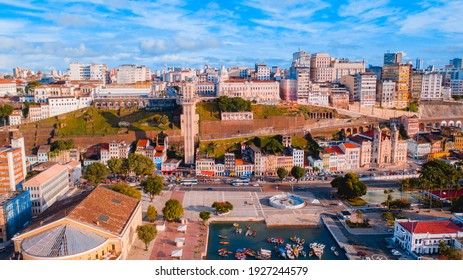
399 220 462 234
23 164 68 186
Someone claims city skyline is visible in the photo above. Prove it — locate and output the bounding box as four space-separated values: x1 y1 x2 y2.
1 0 463 72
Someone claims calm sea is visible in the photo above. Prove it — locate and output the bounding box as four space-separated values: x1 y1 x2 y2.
206 222 346 260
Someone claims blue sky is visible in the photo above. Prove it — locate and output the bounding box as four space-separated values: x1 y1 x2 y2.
1 0 463 72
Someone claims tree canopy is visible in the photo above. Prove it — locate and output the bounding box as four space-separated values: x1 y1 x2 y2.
141 175 164 202
420 160 462 192
199 211 211 223
331 173 367 199
262 138 284 154
439 241 462 260
25 81 41 94
137 225 157 251
84 162 109 186
290 166 305 182
217 96 251 112
146 205 158 222
109 184 141 200
0 104 13 120
51 139 75 152
162 199 184 221
128 153 155 176
277 167 288 182
107 158 129 175
451 196 463 213
212 201 234 214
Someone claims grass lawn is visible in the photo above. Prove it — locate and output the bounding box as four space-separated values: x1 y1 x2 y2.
291 136 308 148
347 197 367 206
199 137 253 159
196 102 220 121
53 107 178 136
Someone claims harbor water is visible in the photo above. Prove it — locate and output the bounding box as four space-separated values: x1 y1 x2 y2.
207 222 347 260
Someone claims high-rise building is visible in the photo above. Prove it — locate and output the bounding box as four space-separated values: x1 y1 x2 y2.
292 50 311 67
411 70 423 100
449 58 462 69
341 72 376 107
255 63 271 80
384 52 403 66
179 83 199 165
310 53 332 82
0 144 26 194
415 58 424 70
421 73 442 101
381 63 412 108
69 62 108 82
379 80 396 108
116 64 151 84
331 59 365 82
0 190 31 249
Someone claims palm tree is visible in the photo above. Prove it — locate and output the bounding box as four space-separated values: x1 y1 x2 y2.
356 210 363 226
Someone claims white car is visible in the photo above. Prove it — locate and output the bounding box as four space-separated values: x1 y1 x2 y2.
253 184 259 187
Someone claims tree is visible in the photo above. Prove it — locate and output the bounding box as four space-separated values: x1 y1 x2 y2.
137 225 157 251
262 138 284 154
146 205 158 222
398 124 409 140
128 153 155 176
162 199 184 221
107 158 125 175
331 173 367 199
277 167 288 182
141 175 164 202
84 162 109 186
109 184 141 200
0 104 13 121
439 241 463 260
212 201 234 214
25 81 41 94
451 195 463 213
199 211 211 224
291 166 305 183
204 142 217 157
420 160 460 209
385 193 393 210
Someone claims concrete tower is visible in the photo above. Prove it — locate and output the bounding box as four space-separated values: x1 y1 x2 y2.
179 83 199 165
390 124 399 164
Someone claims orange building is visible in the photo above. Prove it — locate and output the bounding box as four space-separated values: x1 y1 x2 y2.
0 147 26 194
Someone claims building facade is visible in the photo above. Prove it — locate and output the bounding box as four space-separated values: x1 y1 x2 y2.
0 191 31 249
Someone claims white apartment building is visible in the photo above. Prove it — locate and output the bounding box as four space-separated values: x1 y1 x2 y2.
343 73 376 107
291 148 304 168
0 79 17 97
393 219 463 255
116 64 151 84
69 62 107 82
47 96 92 118
421 73 442 101
33 85 77 103
339 143 360 170
8 110 22 126
331 59 365 82
195 82 215 95
379 80 396 108
310 53 332 82
100 141 131 164
307 82 329 106
37 145 50 162
255 63 271 80
217 79 280 104
22 164 69 216
407 136 431 159
28 104 50 122
195 158 215 176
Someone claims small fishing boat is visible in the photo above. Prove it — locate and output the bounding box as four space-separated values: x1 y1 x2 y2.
246 225 251 230
331 246 336 251
235 228 242 234
219 241 230 245
252 230 257 237
245 229 252 236
286 249 295 260
267 237 284 244
301 251 307 258
218 235 228 239
257 249 272 260
233 223 239 227
309 251 313 257
334 251 339 256
277 247 286 259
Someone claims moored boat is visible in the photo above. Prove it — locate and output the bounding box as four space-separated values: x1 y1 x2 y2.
218 235 228 239
219 241 230 245
252 230 257 237
334 250 339 256
233 223 239 227
331 246 336 251
245 229 252 236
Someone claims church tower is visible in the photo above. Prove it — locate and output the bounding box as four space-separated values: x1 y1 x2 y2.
372 126 381 167
390 124 399 164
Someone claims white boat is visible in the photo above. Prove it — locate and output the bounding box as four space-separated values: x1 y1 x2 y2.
286 249 295 260
334 251 339 256
331 246 336 251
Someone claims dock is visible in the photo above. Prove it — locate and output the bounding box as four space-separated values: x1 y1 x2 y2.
321 215 358 260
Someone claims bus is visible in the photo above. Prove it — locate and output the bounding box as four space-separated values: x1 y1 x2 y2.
231 178 250 186
180 179 198 185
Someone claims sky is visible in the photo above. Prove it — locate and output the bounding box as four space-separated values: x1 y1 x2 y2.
1 0 463 73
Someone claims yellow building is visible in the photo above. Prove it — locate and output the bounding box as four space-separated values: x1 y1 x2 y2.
382 64 412 108
12 187 142 260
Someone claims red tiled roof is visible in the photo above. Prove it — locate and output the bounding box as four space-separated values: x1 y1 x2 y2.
324 147 335 153
235 159 244 165
399 220 462 234
331 146 344 155
430 190 463 200
342 143 358 149
137 139 148 147
100 143 109 150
